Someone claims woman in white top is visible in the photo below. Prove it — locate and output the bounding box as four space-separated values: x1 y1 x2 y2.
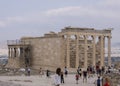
54 68 61 86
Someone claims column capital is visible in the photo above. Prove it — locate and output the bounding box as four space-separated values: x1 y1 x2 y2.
107 36 112 39
91 35 96 39
75 35 79 39
98 35 105 40
84 35 88 39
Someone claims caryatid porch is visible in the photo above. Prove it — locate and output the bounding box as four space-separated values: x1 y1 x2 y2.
6 40 31 68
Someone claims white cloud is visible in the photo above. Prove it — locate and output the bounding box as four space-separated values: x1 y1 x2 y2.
0 2 120 27
0 16 24 27
102 0 120 6
44 6 120 19
0 21 6 27
7 16 24 23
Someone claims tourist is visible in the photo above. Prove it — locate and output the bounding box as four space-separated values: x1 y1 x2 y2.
28 67 31 76
102 66 105 75
77 67 80 76
108 66 111 73
79 69 82 77
64 66 68 77
96 76 101 86
61 71 64 83
46 70 50 78
54 68 61 86
75 73 79 84
96 65 100 75
104 77 110 86
25 66 31 76
83 70 87 83
39 68 43 77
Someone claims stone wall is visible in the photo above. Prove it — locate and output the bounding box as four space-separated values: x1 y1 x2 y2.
22 37 65 71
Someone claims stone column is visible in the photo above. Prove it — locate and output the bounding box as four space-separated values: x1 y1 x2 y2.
18 48 20 57
20 47 22 57
108 36 111 67
92 35 96 66
16 48 19 57
84 35 88 69
8 48 10 58
103 36 105 66
14 48 16 57
67 34 70 68
76 35 79 68
11 48 14 58
100 36 104 67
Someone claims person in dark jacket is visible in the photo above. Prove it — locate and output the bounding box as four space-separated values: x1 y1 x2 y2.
97 76 101 86
61 71 64 83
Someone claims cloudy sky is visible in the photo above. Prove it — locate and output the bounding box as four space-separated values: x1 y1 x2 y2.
0 0 120 47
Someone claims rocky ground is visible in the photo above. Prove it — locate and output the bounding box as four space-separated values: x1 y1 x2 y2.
0 74 96 86
0 68 120 86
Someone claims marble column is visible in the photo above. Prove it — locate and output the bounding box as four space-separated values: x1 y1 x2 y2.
11 48 14 58
14 48 16 57
103 37 105 66
84 35 88 69
92 35 96 66
20 47 23 57
100 36 104 67
8 48 11 58
76 35 79 68
108 36 111 67
16 48 19 57
67 34 70 68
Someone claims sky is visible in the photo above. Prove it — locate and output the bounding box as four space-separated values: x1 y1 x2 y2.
0 0 120 47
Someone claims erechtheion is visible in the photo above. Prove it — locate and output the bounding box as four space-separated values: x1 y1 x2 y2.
6 27 112 71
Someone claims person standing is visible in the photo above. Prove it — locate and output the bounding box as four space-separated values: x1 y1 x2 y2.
61 71 64 83
64 66 68 77
54 68 61 86
46 70 50 78
79 69 82 77
28 67 31 76
39 68 43 77
83 70 87 83
96 76 101 86
104 77 110 86
75 73 79 84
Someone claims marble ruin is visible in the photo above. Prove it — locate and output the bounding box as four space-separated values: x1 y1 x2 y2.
6 27 112 71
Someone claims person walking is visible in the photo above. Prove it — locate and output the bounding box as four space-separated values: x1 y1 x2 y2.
54 68 61 86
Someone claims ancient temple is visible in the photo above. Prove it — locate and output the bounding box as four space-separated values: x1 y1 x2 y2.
6 27 112 71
